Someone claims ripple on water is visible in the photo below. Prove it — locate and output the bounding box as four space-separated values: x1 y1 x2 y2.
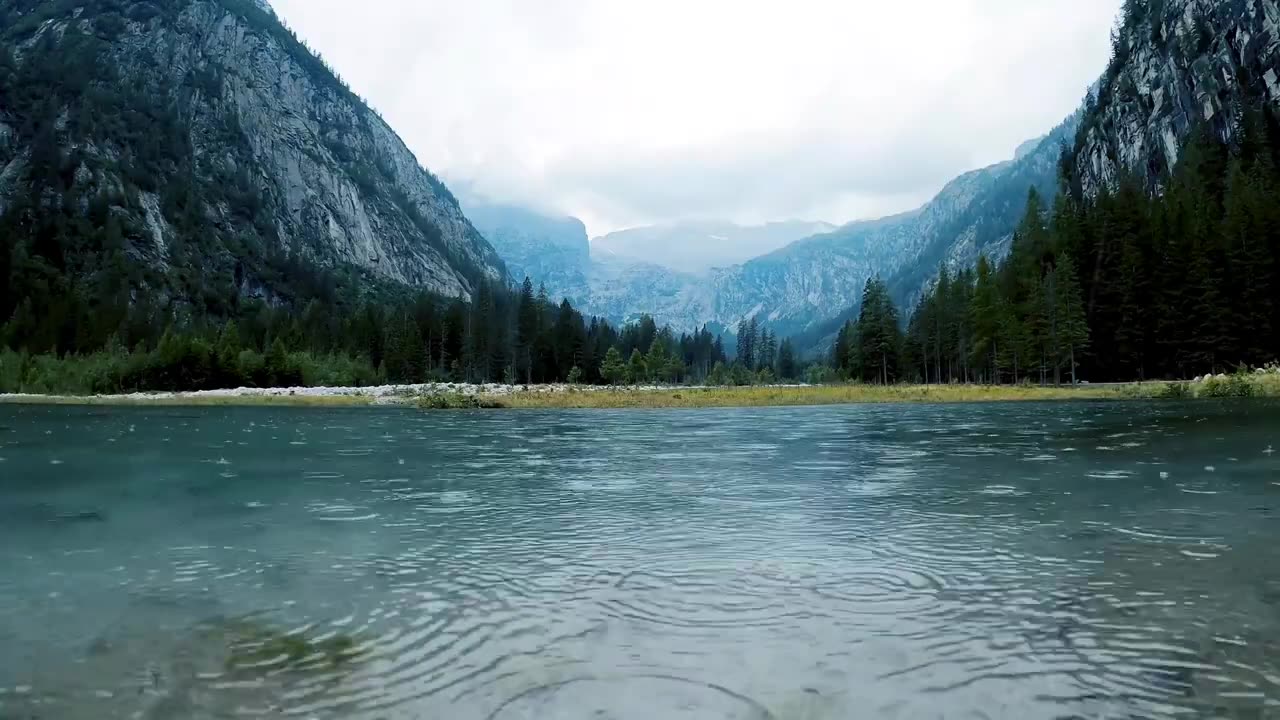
1086 469 1135 480
978 485 1028 497
308 502 379 522
487 675 775 720
5 402 1280 719
564 478 635 492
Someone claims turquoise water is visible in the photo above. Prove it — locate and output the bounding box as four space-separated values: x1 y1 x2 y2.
1 402 1278 719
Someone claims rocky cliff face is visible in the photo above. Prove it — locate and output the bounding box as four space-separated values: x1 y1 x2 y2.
1074 0 1280 194
0 0 503 303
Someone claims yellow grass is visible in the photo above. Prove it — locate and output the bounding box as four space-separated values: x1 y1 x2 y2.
479 383 1126 410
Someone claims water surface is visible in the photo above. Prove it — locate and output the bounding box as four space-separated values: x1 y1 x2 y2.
1 402 1278 718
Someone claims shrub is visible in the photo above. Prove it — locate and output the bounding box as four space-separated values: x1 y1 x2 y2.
416 393 506 410
1158 381 1192 399
1200 374 1255 398
803 364 836 385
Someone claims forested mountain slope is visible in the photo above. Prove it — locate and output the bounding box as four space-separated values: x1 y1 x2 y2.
779 115 1078 355
885 0 1280 385
0 0 505 355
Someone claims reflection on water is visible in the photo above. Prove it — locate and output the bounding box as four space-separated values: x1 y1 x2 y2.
1 401 1279 719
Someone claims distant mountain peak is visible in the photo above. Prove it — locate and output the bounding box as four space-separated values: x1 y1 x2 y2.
592 219 836 275
1014 135 1047 160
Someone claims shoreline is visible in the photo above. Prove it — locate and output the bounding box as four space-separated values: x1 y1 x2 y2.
0 382 583 408
1 372 1276 409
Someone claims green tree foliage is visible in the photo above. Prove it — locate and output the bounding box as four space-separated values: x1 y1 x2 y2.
1053 255 1089 385
969 255 1005 383
515 277 538 384
644 338 665 383
706 361 728 386
626 349 647 385
736 316 759 370
853 277 903 384
776 338 798 380
598 346 625 385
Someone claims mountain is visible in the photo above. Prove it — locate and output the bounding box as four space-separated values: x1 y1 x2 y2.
470 122 1076 340
694 115 1076 341
460 196 713 328
0 0 505 346
460 199 590 293
714 138 1044 335
724 0 1280 357
1071 0 1280 195
593 220 835 274
780 114 1079 355
897 0 1280 384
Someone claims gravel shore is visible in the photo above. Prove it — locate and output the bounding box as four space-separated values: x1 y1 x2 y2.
0 382 680 406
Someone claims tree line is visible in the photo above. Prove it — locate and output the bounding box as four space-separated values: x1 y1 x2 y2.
0 266 747 393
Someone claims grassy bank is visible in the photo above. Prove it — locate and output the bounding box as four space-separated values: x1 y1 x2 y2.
4 371 1277 410
1115 371 1280 400
475 383 1124 409
473 373 1280 409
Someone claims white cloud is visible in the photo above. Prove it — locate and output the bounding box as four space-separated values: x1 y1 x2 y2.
270 0 1122 235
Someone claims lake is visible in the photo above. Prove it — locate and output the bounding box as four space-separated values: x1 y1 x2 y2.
1 402 1278 719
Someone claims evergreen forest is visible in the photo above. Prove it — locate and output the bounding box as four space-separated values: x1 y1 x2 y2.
829 113 1280 385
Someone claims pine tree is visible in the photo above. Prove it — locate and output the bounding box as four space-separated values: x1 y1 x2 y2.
1221 156 1276 366
467 282 494 382
763 330 778 371
932 267 951 382
854 277 901 384
405 313 427 382
626 348 647 385
1055 255 1089 385
997 298 1025 383
515 276 537 384
707 361 728 386
1110 184 1154 379
554 298 584 381
599 345 625 385
746 316 759 370
833 320 854 376
645 336 669 383
777 338 797 380
970 255 1002 383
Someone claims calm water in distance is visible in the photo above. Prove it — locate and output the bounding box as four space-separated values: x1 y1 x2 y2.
1 401 1279 719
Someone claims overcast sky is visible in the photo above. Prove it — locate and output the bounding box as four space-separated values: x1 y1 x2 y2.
269 0 1122 237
